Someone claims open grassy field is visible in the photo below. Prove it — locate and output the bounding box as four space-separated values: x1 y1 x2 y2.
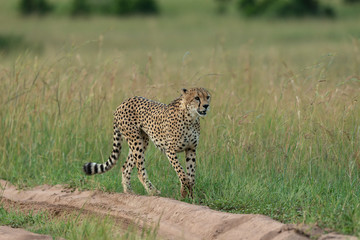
1 0 360 237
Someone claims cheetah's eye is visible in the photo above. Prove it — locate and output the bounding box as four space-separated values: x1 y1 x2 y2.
206 96 210 100
195 96 200 101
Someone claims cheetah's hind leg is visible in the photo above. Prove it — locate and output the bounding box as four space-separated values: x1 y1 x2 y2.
121 151 135 194
131 131 161 195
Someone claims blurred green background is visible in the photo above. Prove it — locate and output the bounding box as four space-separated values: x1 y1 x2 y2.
1 0 360 63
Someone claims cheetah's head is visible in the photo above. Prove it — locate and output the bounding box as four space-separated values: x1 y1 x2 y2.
181 88 211 117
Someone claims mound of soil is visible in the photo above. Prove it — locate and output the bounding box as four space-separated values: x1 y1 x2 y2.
0 226 53 240
0 180 357 240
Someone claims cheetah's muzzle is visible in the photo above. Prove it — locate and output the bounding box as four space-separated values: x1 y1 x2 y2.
197 110 207 116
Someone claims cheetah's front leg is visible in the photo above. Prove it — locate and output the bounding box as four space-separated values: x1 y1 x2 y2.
185 148 196 197
165 150 192 198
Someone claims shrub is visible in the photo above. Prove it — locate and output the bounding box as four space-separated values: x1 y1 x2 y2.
70 0 159 16
113 0 135 15
113 0 159 15
344 0 360 3
238 0 269 16
133 0 158 14
238 0 335 18
0 35 24 53
19 0 53 15
70 0 91 16
0 34 43 54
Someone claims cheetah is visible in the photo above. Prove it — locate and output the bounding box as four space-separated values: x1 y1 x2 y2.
83 87 211 198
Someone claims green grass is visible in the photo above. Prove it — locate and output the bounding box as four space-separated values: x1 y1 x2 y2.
1 0 360 237
0 205 157 239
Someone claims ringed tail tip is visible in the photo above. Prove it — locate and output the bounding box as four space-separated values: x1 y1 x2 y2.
83 162 95 175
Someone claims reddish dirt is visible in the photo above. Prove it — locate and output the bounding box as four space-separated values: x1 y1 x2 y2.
0 180 357 240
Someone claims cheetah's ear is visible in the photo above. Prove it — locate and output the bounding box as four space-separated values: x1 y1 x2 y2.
182 88 188 94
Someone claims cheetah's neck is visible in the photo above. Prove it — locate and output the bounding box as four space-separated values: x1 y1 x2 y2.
167 97 199 123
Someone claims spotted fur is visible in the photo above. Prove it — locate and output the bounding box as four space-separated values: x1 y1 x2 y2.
83 87 211 198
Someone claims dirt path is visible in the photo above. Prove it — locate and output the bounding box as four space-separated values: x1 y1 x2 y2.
0 180 357 240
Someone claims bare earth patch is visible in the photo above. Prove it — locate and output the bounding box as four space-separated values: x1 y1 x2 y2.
0 180 357 240
0 226 53 240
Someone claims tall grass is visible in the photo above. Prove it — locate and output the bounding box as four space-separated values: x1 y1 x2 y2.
1 44 359 235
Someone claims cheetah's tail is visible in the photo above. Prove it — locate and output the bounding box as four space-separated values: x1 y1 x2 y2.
83 127 122 175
